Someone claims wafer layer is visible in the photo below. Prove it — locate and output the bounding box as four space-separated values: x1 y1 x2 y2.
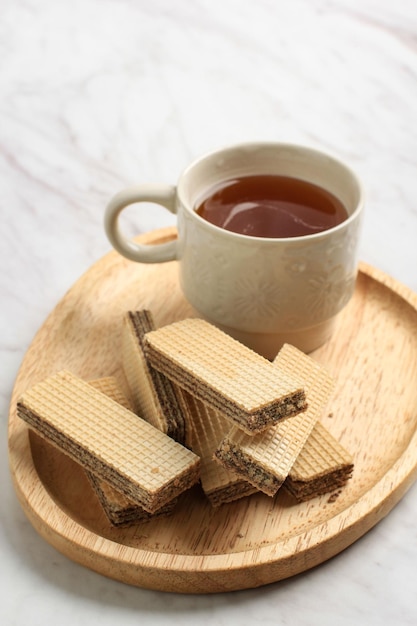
144 318 306 434
17 370 200 513
122 310 186 443
88 376 177 525
89 376 133 411
284 421 354 501
86 472 177 526
175 388 257 506
214 344 334 496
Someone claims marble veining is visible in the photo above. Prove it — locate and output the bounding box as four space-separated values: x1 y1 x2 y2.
1 0 417 624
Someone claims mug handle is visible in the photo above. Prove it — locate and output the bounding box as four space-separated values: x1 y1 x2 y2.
104 184 179 263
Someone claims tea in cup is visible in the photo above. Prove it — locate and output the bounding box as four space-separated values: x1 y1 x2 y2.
194 173 349 237
104 142 364 359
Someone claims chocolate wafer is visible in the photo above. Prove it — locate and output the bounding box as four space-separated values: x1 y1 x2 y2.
88 376 177 525
214 344 334 496
144 318 306 434
86 471 177 526
284 421 354 501
122 310 186 443
175 388 257 506
17 370 200 513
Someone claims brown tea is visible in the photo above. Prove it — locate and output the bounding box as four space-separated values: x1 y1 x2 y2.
195 174 348 238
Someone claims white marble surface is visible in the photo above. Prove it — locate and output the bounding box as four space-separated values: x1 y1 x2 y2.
1 0 417 623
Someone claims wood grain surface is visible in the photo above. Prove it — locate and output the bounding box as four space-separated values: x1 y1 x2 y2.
7 227 417 593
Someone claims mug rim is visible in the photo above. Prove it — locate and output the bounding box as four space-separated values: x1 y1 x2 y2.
177 141 365 243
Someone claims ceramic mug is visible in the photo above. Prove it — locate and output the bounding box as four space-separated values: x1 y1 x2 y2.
104 142 364 359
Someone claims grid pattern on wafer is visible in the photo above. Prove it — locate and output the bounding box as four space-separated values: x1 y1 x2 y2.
89 377 134 411
289 421 353 482
214 344 334 496
87 376 178 525
17 370 200 511
284 424 354 501
144 318 306 431
176 388 257 505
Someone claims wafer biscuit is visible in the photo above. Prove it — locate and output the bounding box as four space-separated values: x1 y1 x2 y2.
214 344 334 496
122 310 186 443
144 318 306 434
284 421 354 501
17 370 200 513
86 472 177 526
88 376 177 525
175 388 257 506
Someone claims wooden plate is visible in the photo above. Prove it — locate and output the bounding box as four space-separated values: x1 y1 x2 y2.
8 227 417 594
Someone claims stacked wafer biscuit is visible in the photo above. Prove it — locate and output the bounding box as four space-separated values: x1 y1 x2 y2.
141 316 353 503
284 421 354 501
87 376 178 526
144 318 307 434
214 343 335 496
123 311 257 506
17 370 201 522
16 311 354 528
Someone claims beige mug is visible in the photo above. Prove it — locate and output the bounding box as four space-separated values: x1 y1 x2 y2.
105 142 364 359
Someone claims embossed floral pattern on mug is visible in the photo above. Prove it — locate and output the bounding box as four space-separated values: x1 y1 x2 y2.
181 213 361 333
